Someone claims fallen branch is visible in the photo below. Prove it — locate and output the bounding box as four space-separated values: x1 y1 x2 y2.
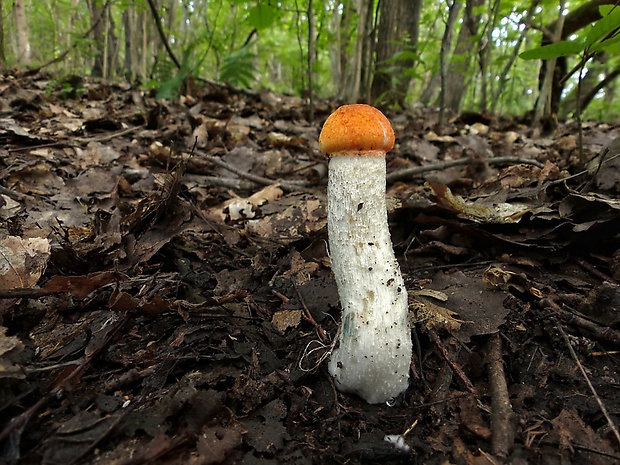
387 156 545 183
487 333 515 457
429 330 475 393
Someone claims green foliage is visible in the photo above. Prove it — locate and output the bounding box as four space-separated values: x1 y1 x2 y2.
520 6 620 60
247 4 278 30
49 75 84 100
219 43 257 88
147 43 205 100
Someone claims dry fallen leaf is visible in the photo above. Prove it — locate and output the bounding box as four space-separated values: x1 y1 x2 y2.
0 326 25 379
0 236 50 289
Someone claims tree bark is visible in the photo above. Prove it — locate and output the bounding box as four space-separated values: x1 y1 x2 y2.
307 0 315 121
490 0 538 114
370 0 422 106
371 0 402 104
88 0 106 77
438 0 462 126
105 5 119 78
534 0 565 124
13 0 30 65
338 0 373 102
358 0 375 102
123 8 134 80
478 0 501 112
541 0 617 116
444 0 482 112
579 66 620 112
0 0 5 65
394 0 422 102
328 1 343 93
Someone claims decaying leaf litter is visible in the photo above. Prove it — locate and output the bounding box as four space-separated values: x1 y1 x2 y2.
1 72 620 465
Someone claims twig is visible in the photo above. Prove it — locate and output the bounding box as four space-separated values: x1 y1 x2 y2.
0 185 34 202
195 149 310 191
293 281 328 343
0 288 61 299
575 257 616 283
428 357 454 416
183 174 261 191
543 297 620 347
386 156 545 183
429 330 475 393
487 333 515 457
146 0 181 69
557 323 620 446
75 125 142 145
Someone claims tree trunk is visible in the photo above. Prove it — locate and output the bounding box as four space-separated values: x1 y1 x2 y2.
478 0 501 112
338 0 373 102
534 0 565 124
306 0 315 121
444 0 482 112
328 1 343 93
370 0 422 106
105 5 119 78
540 0 616 116
13 0 30 65
371 0 402 104
123 9 134 80
438 0 462 126
88 0 106 77
0 0 5 65
490 0 538 114
358 0 375 102
579 66 620 112
141 7 149 79
394 0 422 102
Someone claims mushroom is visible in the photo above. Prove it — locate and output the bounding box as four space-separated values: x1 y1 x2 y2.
319 104 412 404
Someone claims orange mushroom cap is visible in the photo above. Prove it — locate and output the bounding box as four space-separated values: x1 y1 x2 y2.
319 104 395 157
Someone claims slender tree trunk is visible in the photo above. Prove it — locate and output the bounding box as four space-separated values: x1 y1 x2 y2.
394 0 422 102
438 0 462 126
307 0 315 121
371 0 403 104
105 5 119 78
67 0 79 71
13 0 30 65
539 0 616 115
579 66 620 112
0 0 6 65
141 7 149 79
533 0 565 124
123 9 134 80
359 0 375 102
338 0 372 102
444 0 482 112
490 0 538 114
478 0 500 112
328 1 343 93
370 0 421 105
88 0 106 77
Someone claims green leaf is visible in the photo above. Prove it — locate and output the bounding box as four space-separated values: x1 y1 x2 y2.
585 7 620 48
519 40 584 60
248 4 277 30
599 5 616 16
220 44 257 88
591 30 620 53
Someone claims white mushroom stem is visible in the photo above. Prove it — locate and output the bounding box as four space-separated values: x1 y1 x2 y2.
327 154 412 404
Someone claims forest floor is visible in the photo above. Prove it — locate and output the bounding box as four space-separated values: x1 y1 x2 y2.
1 72 620 465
